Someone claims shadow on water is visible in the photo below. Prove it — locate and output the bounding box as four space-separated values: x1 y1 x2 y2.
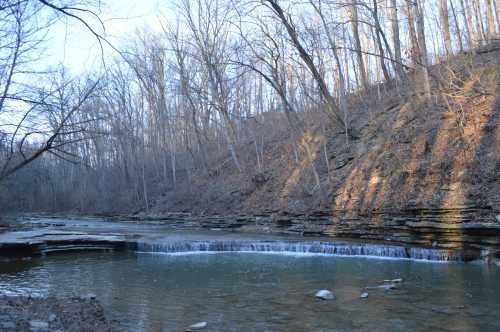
0 257 42 275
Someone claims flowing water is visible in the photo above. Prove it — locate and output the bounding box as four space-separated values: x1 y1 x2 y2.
1 251 500 332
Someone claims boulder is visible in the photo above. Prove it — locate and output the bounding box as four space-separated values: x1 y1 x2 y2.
315 289 335 300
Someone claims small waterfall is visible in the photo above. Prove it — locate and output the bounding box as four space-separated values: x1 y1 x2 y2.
135 240 473 262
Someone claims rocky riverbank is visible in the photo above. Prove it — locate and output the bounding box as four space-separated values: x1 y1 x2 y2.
0 295 114 331
4 213 499 263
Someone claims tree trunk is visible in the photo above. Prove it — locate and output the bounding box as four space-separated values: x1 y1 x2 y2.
415 0 432 102
390 0 405 78
461 0 476 48
496 0 500 33
404 0 420 66
450 0 464 52
347 1 369 90
439 0 453 55
485 0 496 40
372 0 390 81
473 0 486 44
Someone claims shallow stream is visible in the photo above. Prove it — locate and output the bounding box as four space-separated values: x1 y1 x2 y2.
1 250 500 331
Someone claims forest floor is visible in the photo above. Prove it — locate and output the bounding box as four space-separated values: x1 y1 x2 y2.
149 44 499 218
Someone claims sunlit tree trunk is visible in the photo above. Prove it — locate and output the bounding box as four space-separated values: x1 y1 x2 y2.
390 0 405 79
439 0 453 55
415 0 432 102
450 0 464 52
485 0 496 40
404 0 420 66
347 1 368 90
496 0 500 32
372 0 390 81
460 0 475 47
473 0 486 44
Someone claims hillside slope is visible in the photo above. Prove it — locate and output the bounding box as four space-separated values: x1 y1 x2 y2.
152 45 499 220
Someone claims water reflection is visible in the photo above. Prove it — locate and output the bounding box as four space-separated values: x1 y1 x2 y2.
1 252 499 331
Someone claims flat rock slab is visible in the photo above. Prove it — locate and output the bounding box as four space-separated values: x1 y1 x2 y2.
0 230 124 244
0 230 129 257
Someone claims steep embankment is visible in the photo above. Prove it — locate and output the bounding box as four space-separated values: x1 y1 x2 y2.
149 45 499 255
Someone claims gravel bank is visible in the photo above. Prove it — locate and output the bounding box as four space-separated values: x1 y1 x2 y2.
0 295 114 331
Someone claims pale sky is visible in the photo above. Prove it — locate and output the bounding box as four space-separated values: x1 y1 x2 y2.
47 0 166 75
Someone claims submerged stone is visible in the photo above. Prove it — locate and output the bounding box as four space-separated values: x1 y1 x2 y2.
0 321 16 329
80 293 97 300
188 321 208 330
315 289 335 300
366 284 397 291
29 320 49 331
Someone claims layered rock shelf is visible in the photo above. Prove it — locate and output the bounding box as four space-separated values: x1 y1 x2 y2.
3 208 499 264
105 206 500 260
0 230 130 258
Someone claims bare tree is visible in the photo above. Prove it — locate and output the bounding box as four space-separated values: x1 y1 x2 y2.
262 0 346 133
0 1 105 183
0 77 99 183
180 0 242 172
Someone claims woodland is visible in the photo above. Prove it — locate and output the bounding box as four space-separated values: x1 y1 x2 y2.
0 0 499 216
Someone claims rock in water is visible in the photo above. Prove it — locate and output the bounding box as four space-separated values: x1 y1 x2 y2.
80 293 97 300
189 321 208 330
29 320 49 331
315 289 335 300
360 292 369 299
0 321 15 330
366 284 397 290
